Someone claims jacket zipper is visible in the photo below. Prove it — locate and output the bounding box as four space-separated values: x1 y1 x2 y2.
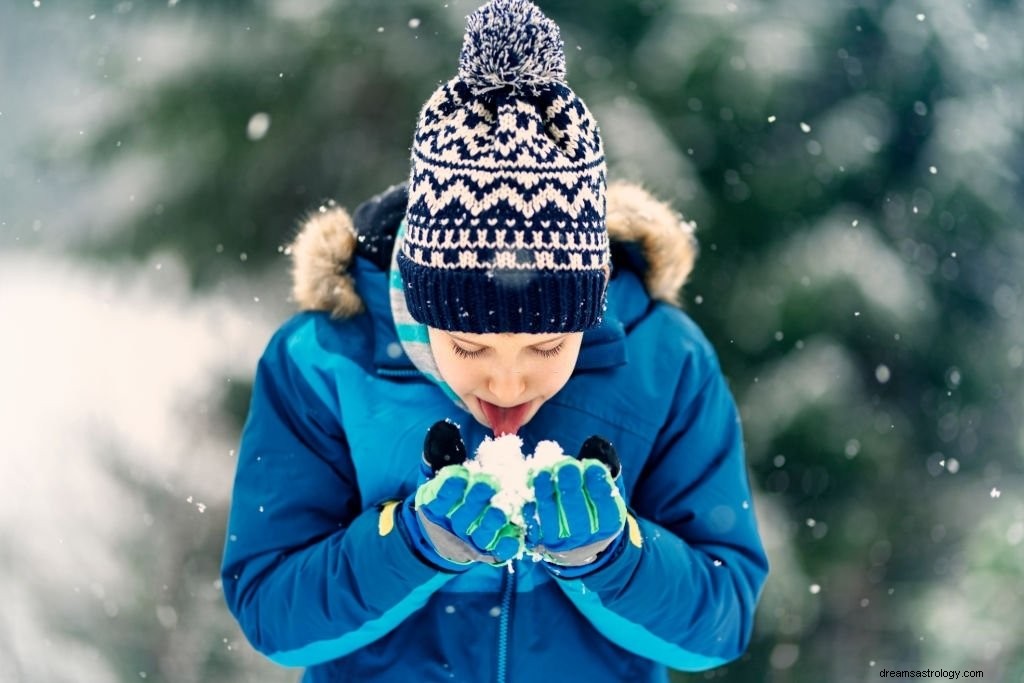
376 368 422 378
497 568 515 683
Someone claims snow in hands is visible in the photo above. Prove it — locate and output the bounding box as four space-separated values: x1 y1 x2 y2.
438 431 625 565
464 434 568 529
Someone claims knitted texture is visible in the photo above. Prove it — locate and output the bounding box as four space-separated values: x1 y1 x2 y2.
399 0 609 333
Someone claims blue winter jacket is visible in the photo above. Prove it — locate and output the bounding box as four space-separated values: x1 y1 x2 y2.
221 182 768 682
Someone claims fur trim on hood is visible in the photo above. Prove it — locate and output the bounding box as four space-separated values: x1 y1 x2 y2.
604 181 698 304
289 205 365 319
289 181 697 318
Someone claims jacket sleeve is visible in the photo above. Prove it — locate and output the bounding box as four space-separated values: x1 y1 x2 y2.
220 318 453 667
552 344 769 671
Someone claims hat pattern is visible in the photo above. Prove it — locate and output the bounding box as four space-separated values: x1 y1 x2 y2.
399 0 609 333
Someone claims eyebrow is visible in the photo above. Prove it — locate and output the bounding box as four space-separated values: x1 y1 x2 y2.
448 334 485 347
448 333 567 348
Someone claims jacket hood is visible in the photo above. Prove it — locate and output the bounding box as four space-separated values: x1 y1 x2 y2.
288 181 697 318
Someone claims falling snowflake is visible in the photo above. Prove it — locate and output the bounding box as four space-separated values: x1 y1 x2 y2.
246 113 271 141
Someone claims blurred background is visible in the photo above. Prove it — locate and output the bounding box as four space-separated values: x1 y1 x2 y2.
1 0 1021 681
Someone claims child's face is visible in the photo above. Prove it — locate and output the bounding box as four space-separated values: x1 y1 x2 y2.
427 327 584 436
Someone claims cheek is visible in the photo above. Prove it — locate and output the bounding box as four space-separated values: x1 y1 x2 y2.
448 372 480 396
535 356 578 395
434 356 480 395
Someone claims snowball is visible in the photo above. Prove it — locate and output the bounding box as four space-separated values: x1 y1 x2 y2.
464 434 572 526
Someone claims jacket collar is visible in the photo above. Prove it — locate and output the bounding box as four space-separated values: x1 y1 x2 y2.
288 181 698 373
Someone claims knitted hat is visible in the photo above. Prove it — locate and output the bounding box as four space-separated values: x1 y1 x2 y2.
398 0 609 334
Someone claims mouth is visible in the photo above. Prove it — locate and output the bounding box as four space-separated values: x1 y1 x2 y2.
477 399 533 436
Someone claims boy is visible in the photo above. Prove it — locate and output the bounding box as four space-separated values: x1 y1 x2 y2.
222 1 768 680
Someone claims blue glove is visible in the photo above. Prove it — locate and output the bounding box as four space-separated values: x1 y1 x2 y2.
524 436 627 574
401 421 523 570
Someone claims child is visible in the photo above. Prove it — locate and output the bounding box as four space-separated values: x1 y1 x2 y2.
221 1 768 681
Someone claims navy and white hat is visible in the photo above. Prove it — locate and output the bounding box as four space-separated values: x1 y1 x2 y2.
398 0 609 333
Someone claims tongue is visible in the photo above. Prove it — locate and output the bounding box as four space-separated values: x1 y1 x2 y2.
479 400 531 436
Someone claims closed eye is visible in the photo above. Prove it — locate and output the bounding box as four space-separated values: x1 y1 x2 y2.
450 342 485 359
533 342 564 358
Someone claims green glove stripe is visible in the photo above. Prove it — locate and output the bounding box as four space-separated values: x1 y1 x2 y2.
450 480 498 533
480 521 521 552
414 465 470 513
583 462 627 535
555 481 571 538
583 486 600 534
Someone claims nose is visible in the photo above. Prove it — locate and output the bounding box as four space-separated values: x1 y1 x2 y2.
488 366 527 405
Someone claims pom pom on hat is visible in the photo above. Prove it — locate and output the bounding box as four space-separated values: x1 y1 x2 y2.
458 0 566 96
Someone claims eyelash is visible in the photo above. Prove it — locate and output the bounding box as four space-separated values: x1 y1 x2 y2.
450 343 484 359
534 342 564 358
449 342 565 359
